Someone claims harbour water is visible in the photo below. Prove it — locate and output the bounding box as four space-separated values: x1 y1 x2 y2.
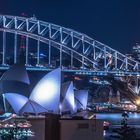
96 112 140 125
99 113 140 140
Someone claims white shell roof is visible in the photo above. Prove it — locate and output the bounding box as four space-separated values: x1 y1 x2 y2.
1 64 30 84
29 68 61 113
61 81 77 113
5 93 28 114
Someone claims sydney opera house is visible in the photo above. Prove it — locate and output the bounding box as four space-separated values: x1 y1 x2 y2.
0 64 89 115
0 64 103 140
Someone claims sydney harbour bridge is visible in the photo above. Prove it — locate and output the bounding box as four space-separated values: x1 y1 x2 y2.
0 15 140 106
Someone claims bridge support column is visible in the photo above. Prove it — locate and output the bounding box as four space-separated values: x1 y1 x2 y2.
114 52 117 70
37 39 40 66
49 40 51 66
82 57 84 68
71 51 73 68
14 33 17 64
25 36 29 66
2 31 6 65
104 47 107 69
60 45 62 68
93 42 96 60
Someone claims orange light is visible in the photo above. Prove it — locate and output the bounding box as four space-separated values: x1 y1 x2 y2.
92 77 99 80
136 100 140 105
74 76 81 80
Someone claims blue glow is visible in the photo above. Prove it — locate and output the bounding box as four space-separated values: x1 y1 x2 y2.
5 93 28 114
61 81 77 113
74 90 88 110
5 93 47 115
19 100 48 114
67 90 75 110
30 68 61 113
1 64 30 84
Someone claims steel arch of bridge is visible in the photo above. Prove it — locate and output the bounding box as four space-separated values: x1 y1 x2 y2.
0 15 140 76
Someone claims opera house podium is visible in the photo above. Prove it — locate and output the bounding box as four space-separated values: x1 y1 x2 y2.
59 119 103 140
28 115 103 140
27 114 60 140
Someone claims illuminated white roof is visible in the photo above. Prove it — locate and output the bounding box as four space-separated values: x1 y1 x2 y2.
61 81 77 114
19 100 48 114
5 93 47 115
30 68 61 113
5 93 28 114
1 64 30 84
74 90 88 110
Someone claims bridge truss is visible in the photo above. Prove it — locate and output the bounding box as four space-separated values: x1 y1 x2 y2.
0 15 139 74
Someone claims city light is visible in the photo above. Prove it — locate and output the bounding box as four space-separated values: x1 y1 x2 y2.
136 100 140 105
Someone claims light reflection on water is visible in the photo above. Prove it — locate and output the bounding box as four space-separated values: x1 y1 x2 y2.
96 112 140 120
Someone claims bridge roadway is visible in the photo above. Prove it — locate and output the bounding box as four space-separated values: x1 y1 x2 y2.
0 65 140 76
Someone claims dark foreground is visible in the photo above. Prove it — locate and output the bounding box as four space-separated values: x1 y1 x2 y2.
98 113 140 140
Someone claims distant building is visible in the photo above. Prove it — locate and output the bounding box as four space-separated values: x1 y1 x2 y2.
109 90 120 104
132 43 140 61
125 43 140 61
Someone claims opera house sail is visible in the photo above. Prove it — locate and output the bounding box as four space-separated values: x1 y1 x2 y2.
61 81 77 114
1 64 30 84
74 90 88 110
29 68 61 113
0 64 30 96
4 93 29 114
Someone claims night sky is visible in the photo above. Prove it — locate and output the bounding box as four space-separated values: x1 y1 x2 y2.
1 0 140 54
